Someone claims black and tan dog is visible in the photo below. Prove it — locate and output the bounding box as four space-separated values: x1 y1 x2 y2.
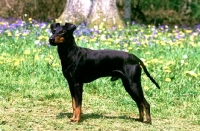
49 23 160 124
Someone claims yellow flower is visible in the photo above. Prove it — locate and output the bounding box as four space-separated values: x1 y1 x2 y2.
144 86 149 90
34 55 39 60
24 49 31 55
180 44 184 48
38 35 48 41
185 29 192 33
107 38 114 42
33 49 37 53
15 33 20 37
34 24 40 27
14 60 20 66
105 42 111 45
145 51 151 55
38 36 43 40
158 60 163 64
90 38 96 42
22 32 28 36
164 66 170 70
190 42 197 47
185 71 197 77
166 61 174 65
87 44 91 48
151 58 158 63
124 43 128 47
189 36 194 41
128 47 133 50
20 58 25 61
165 78 171 82
52 63 60 67
144 62 149 67
160 41 166 46
49 55 54 59
164 70 171 73
45 57 50 61
7 32 12 36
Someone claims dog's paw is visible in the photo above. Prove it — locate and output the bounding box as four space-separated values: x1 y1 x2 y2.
70 117 80 122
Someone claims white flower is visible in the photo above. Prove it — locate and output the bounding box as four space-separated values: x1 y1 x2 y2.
183 54 188 59
181 60 184 64
34 40 40 45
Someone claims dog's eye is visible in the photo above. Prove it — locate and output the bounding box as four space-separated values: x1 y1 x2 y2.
59 30 64 34
52 29 56 34
59 30 66 34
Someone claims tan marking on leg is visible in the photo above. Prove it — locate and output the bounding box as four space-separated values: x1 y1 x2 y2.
145 109 151 122
70 98 81 122
143 104 151 124
70 98 76 120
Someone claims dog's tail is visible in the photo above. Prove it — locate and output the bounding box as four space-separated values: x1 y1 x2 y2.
139 59 160 89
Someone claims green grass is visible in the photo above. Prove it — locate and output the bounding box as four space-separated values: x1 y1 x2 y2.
0 21 200 130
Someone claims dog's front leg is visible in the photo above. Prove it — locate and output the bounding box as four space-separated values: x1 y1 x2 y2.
69 83 83 122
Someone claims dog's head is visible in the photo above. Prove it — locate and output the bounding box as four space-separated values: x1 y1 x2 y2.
49 23 76 46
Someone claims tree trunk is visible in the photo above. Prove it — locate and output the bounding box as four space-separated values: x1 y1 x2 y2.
87 0 124 28
57 0 124 28
124 0 131 25
56 0 92 25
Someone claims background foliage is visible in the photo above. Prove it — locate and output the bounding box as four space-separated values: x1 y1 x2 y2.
0 0 200 25
0 0 65 21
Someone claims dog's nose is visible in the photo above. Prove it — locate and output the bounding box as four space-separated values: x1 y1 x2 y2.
49 37 54 44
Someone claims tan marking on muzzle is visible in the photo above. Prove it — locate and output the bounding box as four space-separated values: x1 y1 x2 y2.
55 36 65 44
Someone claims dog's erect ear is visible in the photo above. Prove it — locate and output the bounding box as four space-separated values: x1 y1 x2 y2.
50 23 60 33
55 23 60 27
64 23 76 33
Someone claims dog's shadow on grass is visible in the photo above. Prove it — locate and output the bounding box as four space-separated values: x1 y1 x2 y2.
56 112 141 123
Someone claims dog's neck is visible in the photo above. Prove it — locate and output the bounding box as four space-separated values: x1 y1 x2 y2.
57 36 78 60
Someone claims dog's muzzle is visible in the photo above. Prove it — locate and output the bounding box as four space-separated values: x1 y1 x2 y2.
49 36 56 46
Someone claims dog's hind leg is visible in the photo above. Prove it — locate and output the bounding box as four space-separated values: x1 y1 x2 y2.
122 65 151 124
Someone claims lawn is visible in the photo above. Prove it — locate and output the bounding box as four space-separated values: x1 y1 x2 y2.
0 18 200 131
